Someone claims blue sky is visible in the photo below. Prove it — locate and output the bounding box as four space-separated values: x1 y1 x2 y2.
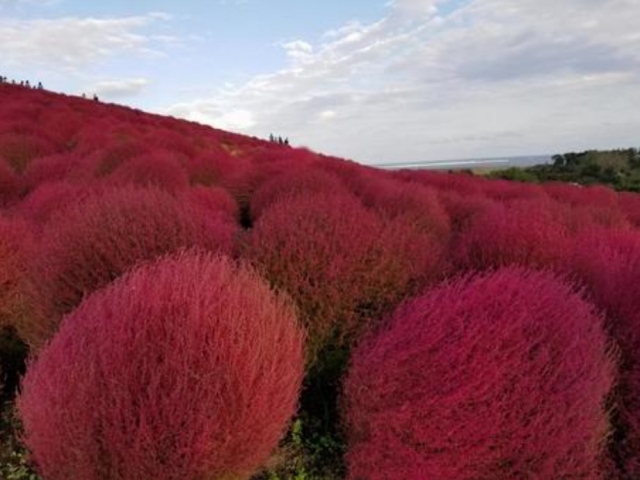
1 0 639 165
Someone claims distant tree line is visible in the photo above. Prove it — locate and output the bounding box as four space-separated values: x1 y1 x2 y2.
489 148 640 192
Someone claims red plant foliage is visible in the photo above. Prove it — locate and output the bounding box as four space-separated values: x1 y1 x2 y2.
184 185 240 222
106 151 190 193
24 186 237 348
15 182 99 226
355 177 451 242
250 166 349 220
245 191 443 360
545 183 629 232
479 177 548 202
0 217 34 330
407 169 483 197
452 198 569 271
0 158 23 206
184 146 238 186
0 132 59 172
567 229 640 478
436 190 497 234
22 153 96 188
343 268 615 479
618 192 640 228
18 251 305 480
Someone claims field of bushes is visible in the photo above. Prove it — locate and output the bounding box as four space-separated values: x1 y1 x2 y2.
1 82 640 479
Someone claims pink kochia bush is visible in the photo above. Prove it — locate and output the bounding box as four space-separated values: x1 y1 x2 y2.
18 252 305 480
106 151 190 193
568 229 640 478
246 191 443 361
24 186 238 348
452 198 568 271
343 268 615 479
0 158 22 206
0 217 34 329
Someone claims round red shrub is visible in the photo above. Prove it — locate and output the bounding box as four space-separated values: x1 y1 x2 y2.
545 183 629 232
245 192 443 361
618 192 640 228
250 167 349 221
343 268 615 479
452 198 569 271
480 178 547 202
567 229 640 478
184 185 240 222
184 146 237 186
15 182 98 226
24 186 237 348
23 153 96 188
355 177 451 242
107 152 190 193
0 132 59 172
0 158 23 206
0 217 34 330
18 251 305 480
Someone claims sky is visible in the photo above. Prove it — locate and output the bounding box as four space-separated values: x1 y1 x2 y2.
0 0 639 166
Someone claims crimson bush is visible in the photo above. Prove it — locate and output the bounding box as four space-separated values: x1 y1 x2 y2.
23 153 96 188
250 167 349 221
568 229 640 477
245 192 442 361
106 151 189 193
354 177 451 242
0 159 22 206
0 132 59 172
343 268 614 479
16 182 98 226
619 192 640 228
184 185 240 223
0 217 34 330
18 251 305 480
452 198 569 271
24 186 237 348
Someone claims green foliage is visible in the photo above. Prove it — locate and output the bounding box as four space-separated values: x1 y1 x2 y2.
256 414 345 480
489 148 640 191
0 402 40 480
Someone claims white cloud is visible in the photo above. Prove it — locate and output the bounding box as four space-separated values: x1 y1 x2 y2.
157 0 639 163
91 77 150 99
0 13 172 72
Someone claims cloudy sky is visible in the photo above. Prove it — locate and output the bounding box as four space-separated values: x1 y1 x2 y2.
1 0 638 165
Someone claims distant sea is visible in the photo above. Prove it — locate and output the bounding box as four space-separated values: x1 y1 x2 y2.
372 154 552 171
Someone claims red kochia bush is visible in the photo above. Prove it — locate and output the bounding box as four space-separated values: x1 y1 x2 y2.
452 198 569 271
343 268 615 480
184 185 240 223
18 252 305 480
567 229 640 478
246 192 443 361
249 167 349 221
354 177 450 241
0 158 22 206
545 183 629 232
23 153 96 188
15 182 98 226
107 152 190 193
24 186 237 348
619 192 640 228
0 217 34 330
0 132 59 172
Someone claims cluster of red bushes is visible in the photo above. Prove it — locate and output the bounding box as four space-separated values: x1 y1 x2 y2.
1 83 639 478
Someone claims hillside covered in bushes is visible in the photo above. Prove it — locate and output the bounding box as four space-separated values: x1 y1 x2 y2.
1 83 640 479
